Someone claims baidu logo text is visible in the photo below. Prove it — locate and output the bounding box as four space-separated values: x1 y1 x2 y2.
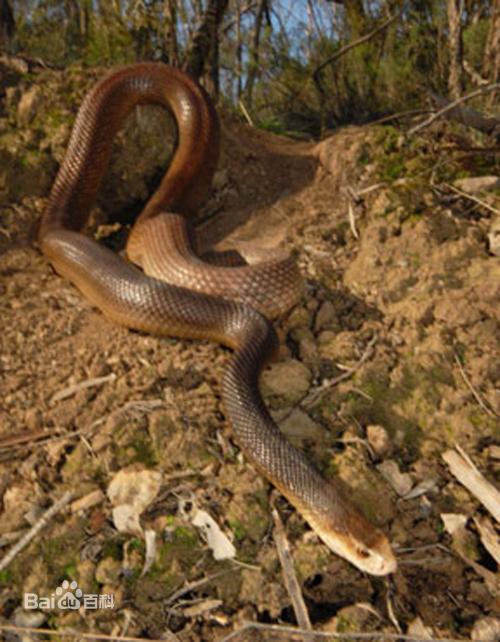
24 580 114 610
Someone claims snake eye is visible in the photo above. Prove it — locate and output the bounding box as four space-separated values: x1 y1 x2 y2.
357 547 370 558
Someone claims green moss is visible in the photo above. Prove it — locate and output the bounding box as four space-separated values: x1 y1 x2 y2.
229 520 247 542
0 569 12 586
101 536 127 561
129 437 158 467
38 531 82 581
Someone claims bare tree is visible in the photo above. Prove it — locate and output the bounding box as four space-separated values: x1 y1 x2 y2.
0 0 15 52
245 0 270 109
184 0 229 95
164 0 180 66
447 0 464 98
484 0 500 86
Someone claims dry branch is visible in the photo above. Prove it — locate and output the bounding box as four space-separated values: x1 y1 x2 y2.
454 354 497 417
0 625 178 641
407 84 500 136
220 622 476 642
473 516 500 565
51 373 116 404
272 506 311 631
0 491 73 572
442 449 500 522
445 183 500 217
312 13 400 96
430 91 500 137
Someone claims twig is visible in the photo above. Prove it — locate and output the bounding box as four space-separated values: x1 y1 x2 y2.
385 578 402 633
0 625 177 641
407 83 500 136
303 335 377 408
51 373 117 404
163 570 233 607
348 201 359 240
444 183 500 216
0 491 73 571
442 449 500 522
0 428 56 450
312 13 400 96
454 353 496 417
355 183 386 197
367 109 434 127
473 516 500 565
272 506 311 631
239 100 254 126
220 622 480 642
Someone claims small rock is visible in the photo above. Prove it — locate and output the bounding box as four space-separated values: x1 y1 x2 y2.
17 86 42 126
286 306 312 331
24 407 43 430
487 216 500 256
13 607 46 629
454 175 500 194
377 460 413 496
317 330 336 344
261 359 312 405
213 168 229 191
275 408 324 443
407 616 433 639
366 424 392 456
471 617 500 642
299 336 319 364
314 300 339 332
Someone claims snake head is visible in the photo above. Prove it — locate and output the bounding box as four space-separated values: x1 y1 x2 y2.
315 526 397 576
301 486 398 576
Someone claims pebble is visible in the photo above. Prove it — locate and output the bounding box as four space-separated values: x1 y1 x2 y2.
377 460 413 496
261 359 312 404
314 300 339 332
471 617 500 642
366 424 392 456
275 408 324 443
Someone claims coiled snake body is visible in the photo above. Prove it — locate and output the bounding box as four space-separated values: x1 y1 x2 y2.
39 63 396 575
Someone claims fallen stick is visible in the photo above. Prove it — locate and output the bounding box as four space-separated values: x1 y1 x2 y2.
272 506 312 632
220 621 478 642
454 354 497 418
407 83 500 136
445 183 500 217
0 491 73 572
0 624 179 641
442 449 500 522
51 373 117 404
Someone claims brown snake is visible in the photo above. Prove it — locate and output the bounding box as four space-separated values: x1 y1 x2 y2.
39 63 396 575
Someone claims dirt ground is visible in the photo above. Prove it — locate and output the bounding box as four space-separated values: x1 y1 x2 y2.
0 64 499 641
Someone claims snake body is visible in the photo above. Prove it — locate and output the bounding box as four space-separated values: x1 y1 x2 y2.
39 63 396 575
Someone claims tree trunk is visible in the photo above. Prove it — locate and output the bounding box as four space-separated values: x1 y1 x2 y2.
184 0 228 94
245 0 269 108
484 0 500 85
0 0 15 53
344 0 367 38
447 0 464 99
164 0 180 66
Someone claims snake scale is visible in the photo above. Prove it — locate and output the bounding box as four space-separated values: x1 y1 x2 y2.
39 63 396 575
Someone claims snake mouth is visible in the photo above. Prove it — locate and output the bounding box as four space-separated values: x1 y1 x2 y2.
313 524 397 575
302 505 397 576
